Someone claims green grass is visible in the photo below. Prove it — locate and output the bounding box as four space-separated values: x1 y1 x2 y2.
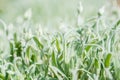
0 1 120 80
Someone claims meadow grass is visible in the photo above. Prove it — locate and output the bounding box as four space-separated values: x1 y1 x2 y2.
0 2 120 80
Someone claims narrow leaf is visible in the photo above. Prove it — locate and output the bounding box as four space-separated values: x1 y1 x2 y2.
105 53 112 68
33 37 43 49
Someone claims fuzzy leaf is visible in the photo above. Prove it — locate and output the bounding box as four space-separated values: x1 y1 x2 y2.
33 37 43 49
105 53 112 68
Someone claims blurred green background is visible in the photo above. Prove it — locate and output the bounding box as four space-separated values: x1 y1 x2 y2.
0 0 105 26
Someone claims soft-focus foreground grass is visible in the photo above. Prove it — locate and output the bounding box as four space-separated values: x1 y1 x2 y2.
0 0 120 80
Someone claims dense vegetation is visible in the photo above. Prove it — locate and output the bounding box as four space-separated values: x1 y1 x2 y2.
0 1 120 80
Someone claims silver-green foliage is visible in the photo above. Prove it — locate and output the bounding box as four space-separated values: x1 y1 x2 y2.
0 9 120 80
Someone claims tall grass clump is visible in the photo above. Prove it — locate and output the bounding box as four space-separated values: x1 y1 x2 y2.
0 3 120 80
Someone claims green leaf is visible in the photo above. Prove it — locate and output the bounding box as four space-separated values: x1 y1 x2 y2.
5 72 9 80
31 54 37 63
85 45 91 52
85 39 98 52
9 42 14 62
15 41 22 57
33 37 43 49
56 39 60 53
52 51 57 66
50 66 67 79
104 53 112 68
64 63 69 77
44 65 49 77
26 46 31 59
113 20 120 30
49 78 58 80
92 22 97 28
0 73 4 80
14 33 17 43
9 42 14 55
58 52 63 61
94 58 99 69
56 59 64 74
